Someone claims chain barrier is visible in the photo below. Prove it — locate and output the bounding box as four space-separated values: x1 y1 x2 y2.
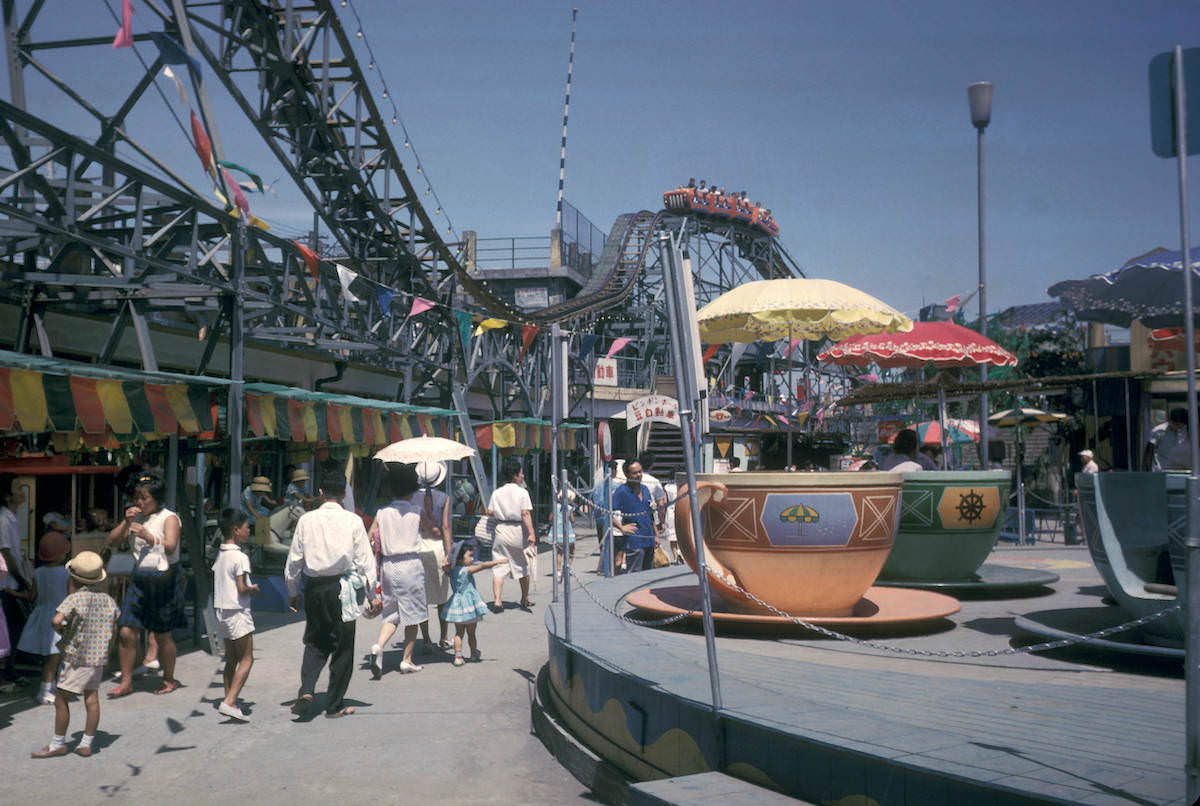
564 565 1182 658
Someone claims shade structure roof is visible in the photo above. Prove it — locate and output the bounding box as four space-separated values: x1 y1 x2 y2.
696 278 913 343
818 321 1017 369
1047 246 1200 328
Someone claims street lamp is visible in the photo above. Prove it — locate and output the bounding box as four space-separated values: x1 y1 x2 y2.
969 81 993 470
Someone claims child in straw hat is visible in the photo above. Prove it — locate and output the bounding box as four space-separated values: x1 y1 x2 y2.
31 551 119 759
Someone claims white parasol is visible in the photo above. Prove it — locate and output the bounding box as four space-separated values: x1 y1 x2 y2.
373 436 476 464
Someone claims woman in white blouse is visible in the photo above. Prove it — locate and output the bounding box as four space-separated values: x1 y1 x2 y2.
368 464 427 677
487 457 536 611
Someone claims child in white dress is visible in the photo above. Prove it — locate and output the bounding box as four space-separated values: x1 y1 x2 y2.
442 541 506 667
18 532 71 704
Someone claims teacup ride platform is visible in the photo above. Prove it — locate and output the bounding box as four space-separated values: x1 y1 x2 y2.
625 471 961 634
873 470 1061 596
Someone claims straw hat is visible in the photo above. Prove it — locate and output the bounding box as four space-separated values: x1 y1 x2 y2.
66 551 106 585
416 461 447 488
290 468 310 483
1078 449 1094 458
250 476 272 493
38 531 71 563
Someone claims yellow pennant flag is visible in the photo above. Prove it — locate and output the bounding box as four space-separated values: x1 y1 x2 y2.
492 421 516 448
473 318 507 337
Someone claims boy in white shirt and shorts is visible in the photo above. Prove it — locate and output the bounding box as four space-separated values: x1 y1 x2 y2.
213 509 259 722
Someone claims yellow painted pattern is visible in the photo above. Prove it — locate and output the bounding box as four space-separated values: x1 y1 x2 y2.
937 486 1000 529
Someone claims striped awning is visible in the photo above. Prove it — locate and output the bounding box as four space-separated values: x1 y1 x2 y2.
243 383 460 447
473 418 587 451
0 350 226 448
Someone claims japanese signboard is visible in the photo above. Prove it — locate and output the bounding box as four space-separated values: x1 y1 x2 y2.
593 357 618 387
625 395 680 427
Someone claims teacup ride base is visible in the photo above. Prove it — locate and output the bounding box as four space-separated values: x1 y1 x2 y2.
1014 606 1184 662
874 471 1054 595
625 581 960 635
665 471 960 632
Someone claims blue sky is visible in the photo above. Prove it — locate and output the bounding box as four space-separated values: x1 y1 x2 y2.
5 0 1200 320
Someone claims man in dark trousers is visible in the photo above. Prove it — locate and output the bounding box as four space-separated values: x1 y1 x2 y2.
284 461 379 718
612 460 658 573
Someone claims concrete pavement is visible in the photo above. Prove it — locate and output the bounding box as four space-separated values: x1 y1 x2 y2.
0 539 600 806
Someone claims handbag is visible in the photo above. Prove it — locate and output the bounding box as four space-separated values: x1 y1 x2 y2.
136 541 168 572
473 514 496 545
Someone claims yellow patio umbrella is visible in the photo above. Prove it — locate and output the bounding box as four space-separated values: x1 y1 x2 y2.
696 278 913 343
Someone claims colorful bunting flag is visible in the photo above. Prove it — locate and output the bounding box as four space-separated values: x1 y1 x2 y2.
701 344 720 364
473 318 506 337
945 294 961 314
216 160 263 193
190 110 213 174
408 297 435 320
335 264 361 303
605 337 631 359
455 310 471 351
577 334 598 362
112 0 133 49
148 32 203 77
517 325 539 362
221 169 249 216
294 241 319 279
376 287 394 315
162 66 189 106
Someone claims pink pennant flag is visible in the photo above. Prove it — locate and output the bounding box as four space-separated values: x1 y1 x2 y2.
408 297 435 319
945 294 961 314
112 0 134 48
222 169 249 216
787 337 802 357
778 415 790 425
605 337 631 359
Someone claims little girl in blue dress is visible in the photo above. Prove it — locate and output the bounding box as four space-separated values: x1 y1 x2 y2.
442 541 507 667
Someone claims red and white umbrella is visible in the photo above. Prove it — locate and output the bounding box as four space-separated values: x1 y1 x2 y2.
817 321 1016 368
819 322 1015 468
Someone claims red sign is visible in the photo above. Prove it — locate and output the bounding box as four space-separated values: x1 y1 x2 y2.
598 422 612 462
876 419 905 444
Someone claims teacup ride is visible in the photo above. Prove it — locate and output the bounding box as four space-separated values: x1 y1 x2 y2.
1056 472 1183 652
625 471 961 632
625 279 960 632
875 470 1058 593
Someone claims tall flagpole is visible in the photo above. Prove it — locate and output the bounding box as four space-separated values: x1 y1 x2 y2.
555 9 579 231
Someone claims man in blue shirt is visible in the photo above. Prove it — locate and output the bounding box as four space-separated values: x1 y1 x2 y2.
611 460 658 573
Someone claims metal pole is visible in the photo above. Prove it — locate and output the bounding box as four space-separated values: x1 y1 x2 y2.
555 8 578 231
1170 45 1200 805
227 221 245 506
605 471 614 578
977 123 990 470
660 232 723 716
560 467 571 644
550 324 563 604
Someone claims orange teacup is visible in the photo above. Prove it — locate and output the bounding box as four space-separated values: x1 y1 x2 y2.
674 471 904 616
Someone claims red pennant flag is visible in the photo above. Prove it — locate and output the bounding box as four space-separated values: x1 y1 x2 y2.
945 294 961 314
68 377 107 434
701 344 720 364
0 368 13 431
326 405 343 443
189 110 212 173
294 241 319 279
517 325 539 362
112 0 134 48
474 424 493 451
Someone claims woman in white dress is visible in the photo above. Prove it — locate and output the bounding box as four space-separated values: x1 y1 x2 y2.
368 464 427 677
487 457 536 611
415 461 452 653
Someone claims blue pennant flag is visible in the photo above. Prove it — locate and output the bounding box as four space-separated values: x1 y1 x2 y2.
578 334 599 362
376 286 394 315
149 32 203 77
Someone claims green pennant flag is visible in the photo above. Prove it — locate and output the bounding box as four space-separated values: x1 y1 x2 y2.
455 310 471 352
216 160 264 193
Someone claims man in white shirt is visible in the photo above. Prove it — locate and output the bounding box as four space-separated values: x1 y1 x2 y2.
1079 449 1099 474
1145 408 1191 471
637 453 669 532
0 474 30 681
285 462 379 718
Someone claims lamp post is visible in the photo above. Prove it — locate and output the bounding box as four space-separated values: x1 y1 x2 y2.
969 81 993 470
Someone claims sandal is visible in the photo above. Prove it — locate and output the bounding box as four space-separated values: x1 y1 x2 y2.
106 686 133 700
325 706 356 719
438 640 452 650
290 693 313 715
520 599 534 609
153 679 180 696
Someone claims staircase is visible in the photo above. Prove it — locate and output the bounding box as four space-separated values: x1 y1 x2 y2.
642 421 685 478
